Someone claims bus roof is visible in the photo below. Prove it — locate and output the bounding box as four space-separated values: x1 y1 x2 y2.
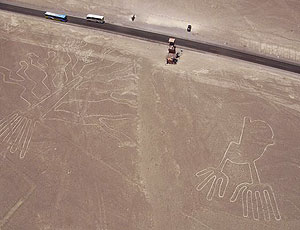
86 14 104 19
45 12 67 18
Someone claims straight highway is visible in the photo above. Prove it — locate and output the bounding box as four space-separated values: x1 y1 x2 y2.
1 2 300 74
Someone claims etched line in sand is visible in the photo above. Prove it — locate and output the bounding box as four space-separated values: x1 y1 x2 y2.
0 185 35 228
0 47 140 194
0 47 105 158
180 211 213 230
95 182 108 230
195 117 281 221
0 159 36 229
0 74 83 158
42 53 137 147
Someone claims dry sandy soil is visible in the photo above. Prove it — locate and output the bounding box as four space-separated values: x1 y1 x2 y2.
4 0 300 64
0 10 300 230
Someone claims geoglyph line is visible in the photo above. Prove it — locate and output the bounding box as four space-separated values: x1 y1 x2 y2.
195 117 281 221
0 159 36 229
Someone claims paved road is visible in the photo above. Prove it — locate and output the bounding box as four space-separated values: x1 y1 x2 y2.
1 2 300 74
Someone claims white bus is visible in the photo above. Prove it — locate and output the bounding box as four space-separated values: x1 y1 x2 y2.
86 14 105 24
45 12 67 22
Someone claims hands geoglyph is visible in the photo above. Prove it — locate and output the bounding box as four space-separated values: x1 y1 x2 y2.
195 117 281 221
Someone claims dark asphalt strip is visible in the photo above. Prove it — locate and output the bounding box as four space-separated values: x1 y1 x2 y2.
1 2 300 74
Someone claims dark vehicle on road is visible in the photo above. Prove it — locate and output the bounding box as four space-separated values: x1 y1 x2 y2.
187 24 192 32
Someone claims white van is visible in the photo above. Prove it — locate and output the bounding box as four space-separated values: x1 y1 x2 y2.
86 14 105 23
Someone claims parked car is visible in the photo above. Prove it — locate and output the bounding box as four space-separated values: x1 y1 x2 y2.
187 24 192 32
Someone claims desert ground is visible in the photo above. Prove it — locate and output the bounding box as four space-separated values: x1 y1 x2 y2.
0 9 300 230
5 0 300 64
